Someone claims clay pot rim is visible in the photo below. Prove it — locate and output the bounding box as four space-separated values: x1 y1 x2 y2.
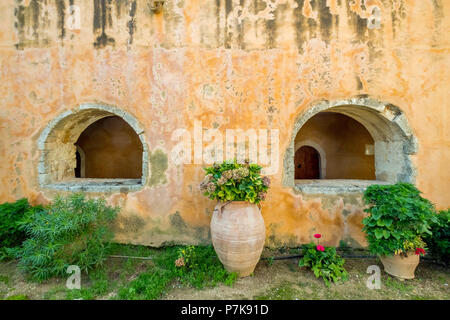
218 201 260 207
379 252 419 259
218 200 256 203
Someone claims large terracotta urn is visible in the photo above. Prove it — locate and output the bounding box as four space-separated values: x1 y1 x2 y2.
210 201 266 277
379 253 420 280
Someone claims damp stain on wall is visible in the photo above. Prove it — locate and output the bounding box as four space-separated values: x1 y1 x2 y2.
93 0 115 48
148 149 168 186
14 0 51 50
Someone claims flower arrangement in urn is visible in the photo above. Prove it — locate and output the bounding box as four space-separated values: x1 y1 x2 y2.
200 159 271 277
199 159 270 203
362 183 437 280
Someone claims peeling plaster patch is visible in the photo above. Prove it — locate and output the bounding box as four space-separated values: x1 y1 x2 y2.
161 0 186 48
302 0 317 20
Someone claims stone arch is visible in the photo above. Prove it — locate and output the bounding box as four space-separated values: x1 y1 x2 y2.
295 140 327 179
38 103 149 191
283 97 418 187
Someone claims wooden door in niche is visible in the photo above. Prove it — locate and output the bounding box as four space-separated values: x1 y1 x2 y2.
295 146 320 179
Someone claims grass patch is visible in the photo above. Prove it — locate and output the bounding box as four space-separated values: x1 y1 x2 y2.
383 276 415 292
65 268 117 300
5 294 29 300
116 245 237 300
0 275 9 286
1 245 448 300
254 282 300 300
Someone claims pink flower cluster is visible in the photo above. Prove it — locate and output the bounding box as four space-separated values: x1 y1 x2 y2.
314 234 325 251
415 248 426 255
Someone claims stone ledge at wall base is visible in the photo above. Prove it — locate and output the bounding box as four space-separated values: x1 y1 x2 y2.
210 201 266 278
294 179 391 194
379 253 420 280
45 178 143 193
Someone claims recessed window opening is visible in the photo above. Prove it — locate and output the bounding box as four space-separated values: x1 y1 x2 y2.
283 99 418 193
294 112 375 181
38 104 148 192
75 116 143 179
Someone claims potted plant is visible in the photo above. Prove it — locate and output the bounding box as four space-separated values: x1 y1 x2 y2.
362 183 437 280
199 159 270 277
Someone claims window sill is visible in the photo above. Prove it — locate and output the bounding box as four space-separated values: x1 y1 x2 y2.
44 178 143 193
294 179 391 194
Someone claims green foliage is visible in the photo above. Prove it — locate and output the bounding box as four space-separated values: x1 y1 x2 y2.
65 269 113 300
299 243 349 287
16 193 119 281
424 209 450 264
117 245 237 300
0 198 39 249
362 183 437 257
199 159 270 204
5 294 29 300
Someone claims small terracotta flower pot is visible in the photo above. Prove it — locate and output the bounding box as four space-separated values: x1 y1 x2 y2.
379 252 420 280
210 201 265 277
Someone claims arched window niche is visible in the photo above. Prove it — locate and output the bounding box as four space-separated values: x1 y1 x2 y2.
37 104 149 192
283 97 418 194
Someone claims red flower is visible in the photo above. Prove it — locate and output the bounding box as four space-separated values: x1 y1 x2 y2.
415 248 426 255
314 234 322 239
316 245 325 252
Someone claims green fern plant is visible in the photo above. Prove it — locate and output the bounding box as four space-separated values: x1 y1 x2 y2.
0 198 35 248
16 193 119 281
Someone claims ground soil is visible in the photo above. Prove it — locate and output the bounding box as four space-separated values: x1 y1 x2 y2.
1 250 448 300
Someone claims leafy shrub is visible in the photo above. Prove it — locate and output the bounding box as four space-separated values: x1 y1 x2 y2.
117 245 237 300
298 234 349 287
424 209 450 264
199 159 270 203
17 193 119 281
0 198 36 248
362 183 437 257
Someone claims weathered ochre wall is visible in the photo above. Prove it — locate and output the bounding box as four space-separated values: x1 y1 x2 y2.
76 116 143 179
0 0 449 248
295 112 375 179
